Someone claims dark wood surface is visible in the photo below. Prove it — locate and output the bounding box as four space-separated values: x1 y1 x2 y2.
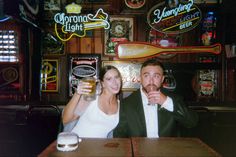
131 137 222 157
38 138 132 157
38 137 222 157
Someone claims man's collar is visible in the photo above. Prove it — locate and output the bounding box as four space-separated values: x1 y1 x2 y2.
140 87 148 106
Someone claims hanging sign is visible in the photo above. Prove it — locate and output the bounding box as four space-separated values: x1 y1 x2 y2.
54 3 110 41
147 0 202 34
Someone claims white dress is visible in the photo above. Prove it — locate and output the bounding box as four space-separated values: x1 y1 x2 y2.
71 98 119 138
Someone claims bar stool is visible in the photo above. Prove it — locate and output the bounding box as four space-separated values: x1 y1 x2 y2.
25 105 61 156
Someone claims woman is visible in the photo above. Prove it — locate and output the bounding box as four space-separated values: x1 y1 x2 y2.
62 65 122 138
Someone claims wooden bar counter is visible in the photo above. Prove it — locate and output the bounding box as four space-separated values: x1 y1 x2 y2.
38 137 221 157
38 138 132 157
131 137 222 157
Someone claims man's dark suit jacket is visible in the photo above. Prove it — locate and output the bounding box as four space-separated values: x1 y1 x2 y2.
113 89 198 138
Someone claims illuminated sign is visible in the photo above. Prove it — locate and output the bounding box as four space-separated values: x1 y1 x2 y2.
54 3 110 41
147 0 202 34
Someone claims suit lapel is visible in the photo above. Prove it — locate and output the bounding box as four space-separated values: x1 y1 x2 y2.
133 90 147 136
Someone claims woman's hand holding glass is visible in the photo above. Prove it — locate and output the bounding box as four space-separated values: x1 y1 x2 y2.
76 80 93 95
76 77 101 101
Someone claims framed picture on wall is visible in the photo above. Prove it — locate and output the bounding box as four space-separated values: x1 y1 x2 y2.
43 0 61 20
68 54 101 97
0 64 25 103
104 16 134 56
148 28 182 59
41 59 59 92
44 0 61 11
102 61 141 91
121 0 147 14
0 65 21 93
42 31 65 55
124 0 146 9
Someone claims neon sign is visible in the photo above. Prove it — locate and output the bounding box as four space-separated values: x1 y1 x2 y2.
54 3 110 41
147 0 202 34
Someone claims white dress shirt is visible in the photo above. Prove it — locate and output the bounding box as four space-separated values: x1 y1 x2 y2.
140 87 174 138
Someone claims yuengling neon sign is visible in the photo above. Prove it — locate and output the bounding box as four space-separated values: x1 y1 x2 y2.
147 0 202 34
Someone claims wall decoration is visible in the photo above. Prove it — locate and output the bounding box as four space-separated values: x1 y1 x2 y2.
148 29 181 59
167 0 179 8
103 61 140 91
225 44 236 58
197 56 218 99
42 32 65 55
20 0 41 25
3 0 42 26
200 11 217 46
68 54 101 97
54 3 110 41
104 16 134 56
0 65 20 93
0 31 23 101
163 70 176 91
147 0 202 34
43 0 60 19
102 61 178 92
43 0 61 20
125 0 146 9
44 0 61 11
41 59 59 92
198 70 216 96
116 42 221 59
121 0 147 14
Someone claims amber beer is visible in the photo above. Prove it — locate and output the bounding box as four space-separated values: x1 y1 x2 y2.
82 77 96 101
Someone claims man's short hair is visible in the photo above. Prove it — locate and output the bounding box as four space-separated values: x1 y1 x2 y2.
141 58 165 72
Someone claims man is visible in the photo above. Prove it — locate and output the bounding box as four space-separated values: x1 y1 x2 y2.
113 58 198 138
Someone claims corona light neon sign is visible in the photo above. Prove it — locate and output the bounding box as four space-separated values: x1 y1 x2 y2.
54 3 110 41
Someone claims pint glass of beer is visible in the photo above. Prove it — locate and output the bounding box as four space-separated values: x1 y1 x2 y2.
81 77 97 101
